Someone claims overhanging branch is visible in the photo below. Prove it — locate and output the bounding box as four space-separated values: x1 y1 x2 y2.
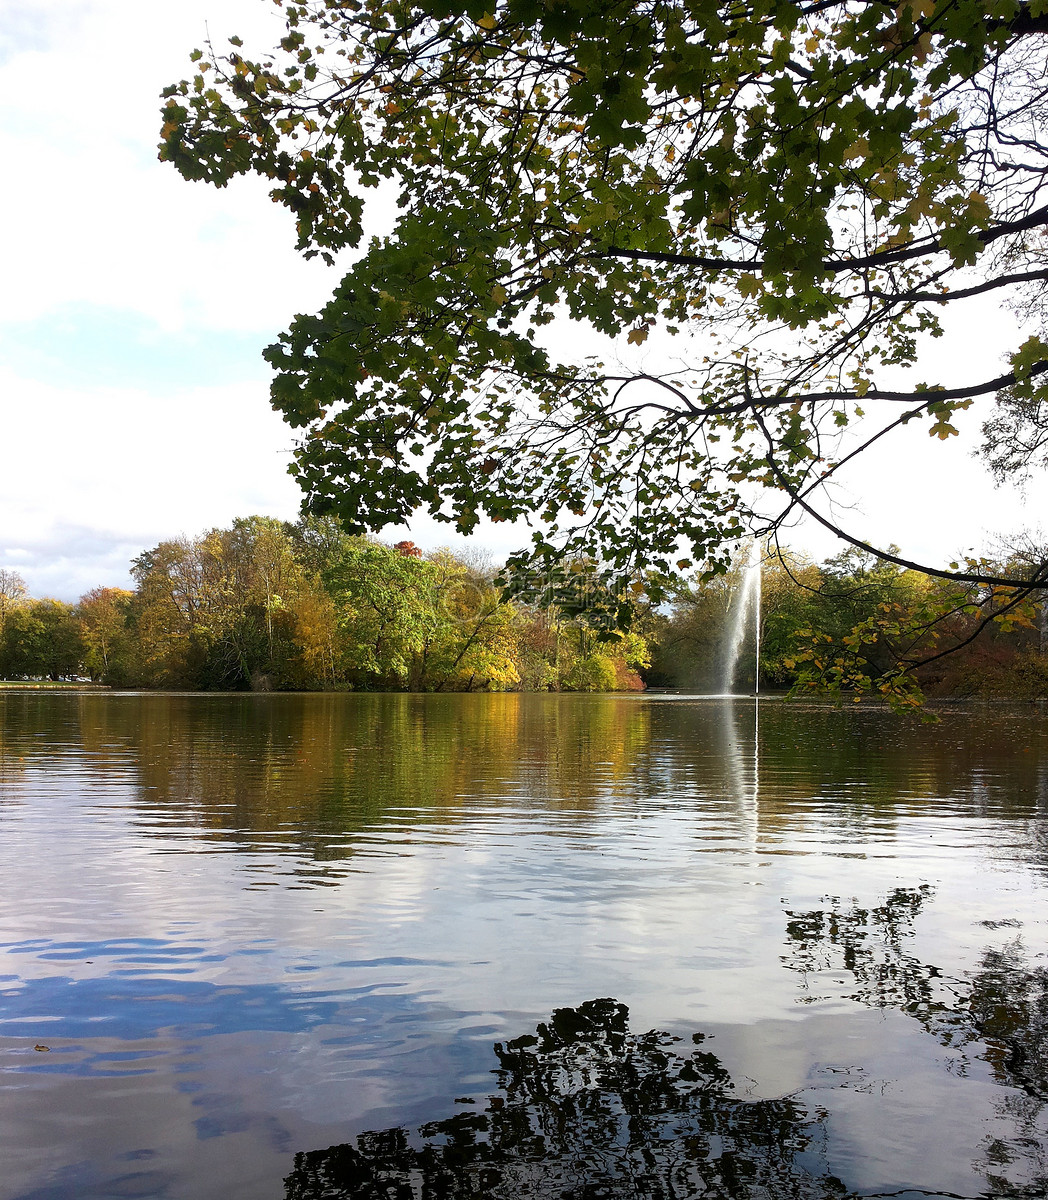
600 204 1048 275
750 407 1048 589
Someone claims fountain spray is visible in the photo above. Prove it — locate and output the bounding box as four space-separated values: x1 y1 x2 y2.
722 540 761 696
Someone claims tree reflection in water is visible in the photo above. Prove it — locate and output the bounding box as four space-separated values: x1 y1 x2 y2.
286 897 1048 1200
782 886 1048 1195
284 998 849 1199
782 885 1048 1101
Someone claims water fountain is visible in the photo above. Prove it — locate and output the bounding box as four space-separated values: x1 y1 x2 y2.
722 540 762 696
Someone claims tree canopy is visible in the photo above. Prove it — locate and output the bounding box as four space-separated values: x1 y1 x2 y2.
160 0 1048 604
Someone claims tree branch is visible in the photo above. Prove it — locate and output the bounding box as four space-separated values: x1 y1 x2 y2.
901 582 1045 669
751 407 1048 589
874 267 1048 305
600 204 1048 275
796 360 1048 405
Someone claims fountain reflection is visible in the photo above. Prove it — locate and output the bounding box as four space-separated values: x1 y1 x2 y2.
284 998 849 1200
720 697 760 854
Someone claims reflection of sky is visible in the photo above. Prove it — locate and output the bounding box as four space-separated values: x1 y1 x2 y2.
0 949 443 1056
2 696 1048 1198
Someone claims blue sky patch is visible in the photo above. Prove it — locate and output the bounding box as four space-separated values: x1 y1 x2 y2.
1 306 273 392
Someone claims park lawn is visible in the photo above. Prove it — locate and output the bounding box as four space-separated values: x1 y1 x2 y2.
0 680 108 690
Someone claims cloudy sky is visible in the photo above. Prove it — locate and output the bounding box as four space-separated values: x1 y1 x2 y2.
1 0 1045 601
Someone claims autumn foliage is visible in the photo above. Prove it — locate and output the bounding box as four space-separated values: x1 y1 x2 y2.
0 518 649 692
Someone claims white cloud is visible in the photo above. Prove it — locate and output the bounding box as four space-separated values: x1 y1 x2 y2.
0 0 338 599
0 362 529 599
0 369 303 598
0 0 338 332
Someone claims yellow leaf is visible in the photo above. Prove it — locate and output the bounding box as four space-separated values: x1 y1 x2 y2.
967 190 990 224
627 326 649 345
491 284 508 306
897 0 935 19
478 12 496 29
844 138 869 162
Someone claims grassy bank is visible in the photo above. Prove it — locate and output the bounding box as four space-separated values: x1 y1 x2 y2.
0 680 109 690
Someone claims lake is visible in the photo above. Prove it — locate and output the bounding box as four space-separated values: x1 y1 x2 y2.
0 692 1046 1199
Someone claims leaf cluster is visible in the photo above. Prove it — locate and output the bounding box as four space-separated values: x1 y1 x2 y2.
162 0 1048 598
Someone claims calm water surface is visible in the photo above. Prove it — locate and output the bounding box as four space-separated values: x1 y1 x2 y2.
0 693 1046 1199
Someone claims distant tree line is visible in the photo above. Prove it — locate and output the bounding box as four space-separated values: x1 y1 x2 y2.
2 524 1046 700
0 518 649 692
